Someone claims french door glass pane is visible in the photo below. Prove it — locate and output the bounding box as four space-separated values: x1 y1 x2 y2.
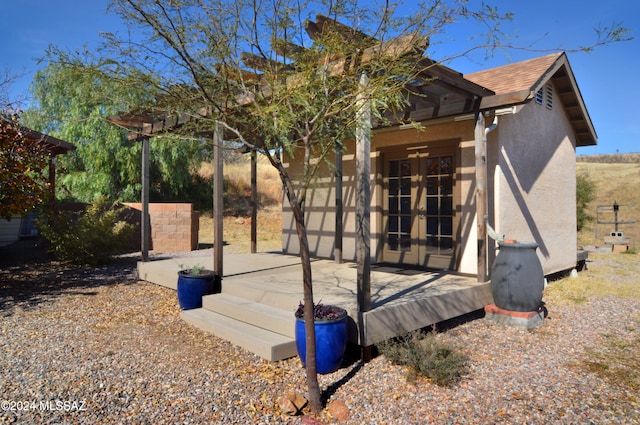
423 155 454 256
387 159 412 252
426 197 438 214
441 197 453 215
440 237 453 251
441 217 453 235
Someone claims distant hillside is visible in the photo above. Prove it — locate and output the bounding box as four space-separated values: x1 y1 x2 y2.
577 153 640 249
577 153 640 164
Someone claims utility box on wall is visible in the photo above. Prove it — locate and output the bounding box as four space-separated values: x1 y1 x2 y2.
124 203 199 252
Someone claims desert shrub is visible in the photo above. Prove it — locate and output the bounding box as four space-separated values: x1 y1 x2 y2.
576 173 596 231
378 330 469 386
37 199 135 265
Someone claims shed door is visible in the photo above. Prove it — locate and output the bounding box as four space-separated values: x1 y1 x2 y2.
382 150 456 269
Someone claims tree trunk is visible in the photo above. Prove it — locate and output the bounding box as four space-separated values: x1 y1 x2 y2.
274 160 323 412
293 204 322 412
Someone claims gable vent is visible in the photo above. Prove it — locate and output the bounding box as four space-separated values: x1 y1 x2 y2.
535 88 544 105
545 83 553 110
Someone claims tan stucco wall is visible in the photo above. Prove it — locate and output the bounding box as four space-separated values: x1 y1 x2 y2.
282 119 480 273
488 84 577 275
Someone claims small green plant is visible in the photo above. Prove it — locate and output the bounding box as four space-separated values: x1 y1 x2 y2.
179 263 206 276
378 330 469 386
37 199 135 266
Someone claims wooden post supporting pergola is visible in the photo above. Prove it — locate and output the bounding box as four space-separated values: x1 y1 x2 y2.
474 109 488 283
251 149 258 254
213 124 224 277
356 72 372 324
141 136 151 262
334 142 343 264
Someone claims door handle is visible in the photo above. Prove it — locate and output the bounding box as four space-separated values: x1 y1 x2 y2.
418 205 426 218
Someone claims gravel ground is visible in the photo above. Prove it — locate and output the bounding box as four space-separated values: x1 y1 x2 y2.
1 255 638 424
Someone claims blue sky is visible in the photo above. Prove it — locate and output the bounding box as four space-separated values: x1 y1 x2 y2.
1 0 638 155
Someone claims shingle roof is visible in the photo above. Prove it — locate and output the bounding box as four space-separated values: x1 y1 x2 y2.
465 52 563 96
464 52 597 146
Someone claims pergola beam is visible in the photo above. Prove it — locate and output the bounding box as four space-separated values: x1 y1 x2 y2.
417 58 494 98
241 52 296 74
272 38 306 58
313 14 377 45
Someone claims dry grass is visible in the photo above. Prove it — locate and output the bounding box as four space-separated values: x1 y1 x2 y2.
577 160 640 249
545 250 640 394
198 156 282 215
198 156 283 252
580 326 640 396
224 158 282 205
544 251 640 305
198 207 282 253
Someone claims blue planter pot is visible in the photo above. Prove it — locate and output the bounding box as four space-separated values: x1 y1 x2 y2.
295 314 348 374
177 270 218 310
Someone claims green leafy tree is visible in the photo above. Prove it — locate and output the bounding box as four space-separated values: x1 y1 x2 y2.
46 0 629 412
22 63 212 208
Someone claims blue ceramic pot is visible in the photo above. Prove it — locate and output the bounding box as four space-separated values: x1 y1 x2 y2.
177 270 217 310
295 313 348 374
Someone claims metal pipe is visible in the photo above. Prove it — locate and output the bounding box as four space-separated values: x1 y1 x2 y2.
484 115 504 242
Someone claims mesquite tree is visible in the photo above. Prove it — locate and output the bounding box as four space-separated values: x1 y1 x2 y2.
46 0 629 412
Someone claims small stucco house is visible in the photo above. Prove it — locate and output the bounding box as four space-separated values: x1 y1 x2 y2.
112 48 595 358
282 52 592 278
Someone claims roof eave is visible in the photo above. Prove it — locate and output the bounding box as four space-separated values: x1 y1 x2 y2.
0 118 77 155
477 54 597 148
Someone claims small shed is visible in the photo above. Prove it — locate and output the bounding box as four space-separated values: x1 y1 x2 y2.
105 22 596 356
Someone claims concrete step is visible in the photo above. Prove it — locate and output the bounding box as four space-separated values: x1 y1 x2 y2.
180 308 298 361
138 260 180 290
203 294 297 338
221 280 301 311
